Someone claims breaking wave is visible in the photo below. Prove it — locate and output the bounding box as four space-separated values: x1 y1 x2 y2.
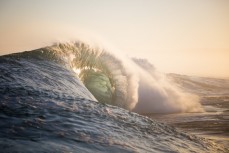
43 41 204 113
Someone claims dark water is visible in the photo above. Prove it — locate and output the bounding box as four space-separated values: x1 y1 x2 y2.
0 48 228 152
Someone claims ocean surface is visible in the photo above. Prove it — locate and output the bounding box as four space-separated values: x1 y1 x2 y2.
0 42 228 152
148 74 229 148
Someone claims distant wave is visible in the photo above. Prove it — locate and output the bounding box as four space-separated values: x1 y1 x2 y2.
168 73 229 96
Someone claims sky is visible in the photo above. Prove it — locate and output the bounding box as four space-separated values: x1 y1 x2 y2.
0 0 229 78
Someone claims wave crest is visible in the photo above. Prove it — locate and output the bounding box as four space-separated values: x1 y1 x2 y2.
41 41 204 113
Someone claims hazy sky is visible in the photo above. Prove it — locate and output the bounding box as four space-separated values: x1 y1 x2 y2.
0 0 229 78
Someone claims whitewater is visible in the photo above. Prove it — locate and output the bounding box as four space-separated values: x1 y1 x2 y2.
0 41 227 152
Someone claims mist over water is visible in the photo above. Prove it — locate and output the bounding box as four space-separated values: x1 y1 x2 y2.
129 58 203 113
134 73 202 113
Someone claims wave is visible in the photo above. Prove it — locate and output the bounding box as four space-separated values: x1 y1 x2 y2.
0 42 227 152
38 41 203 113
2 41 204 113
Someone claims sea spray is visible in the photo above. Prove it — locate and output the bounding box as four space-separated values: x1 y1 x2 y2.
48 41 204 113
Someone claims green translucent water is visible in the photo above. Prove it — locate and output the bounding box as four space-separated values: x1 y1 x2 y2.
83 70 113 104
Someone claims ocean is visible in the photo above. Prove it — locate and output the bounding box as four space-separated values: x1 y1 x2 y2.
0 41 228 152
